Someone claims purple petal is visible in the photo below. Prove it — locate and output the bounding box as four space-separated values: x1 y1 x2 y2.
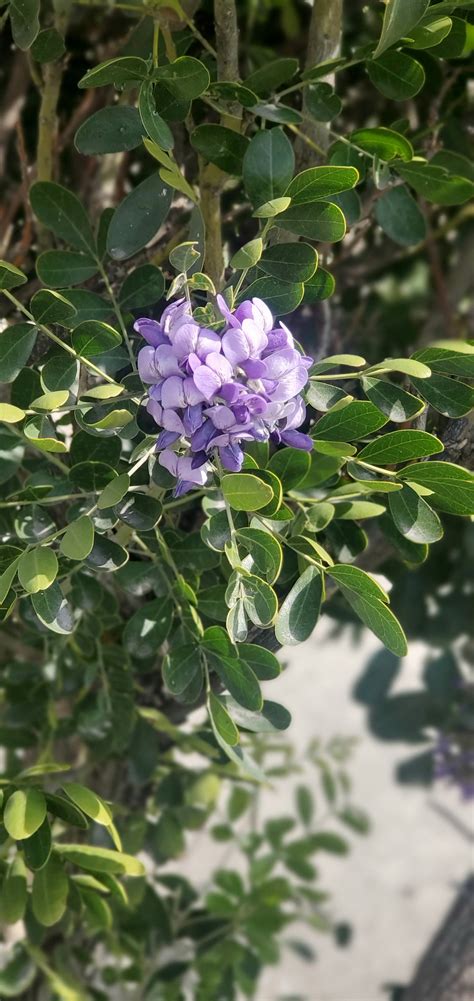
222 328 250 366
134 318 168 347
193 365 221 401
154 344 183 377
170 322 199 360
156 430 180 449
218 443 244 472
161 376 186 409
162 408 185 433
281 430 313 451
191 419 218 452
207 405 236 430
182 404 203 436
138 346 160 383
241 358 267 379
159 449 179 476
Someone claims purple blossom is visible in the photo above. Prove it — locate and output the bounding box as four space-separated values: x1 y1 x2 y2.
135 295 312 496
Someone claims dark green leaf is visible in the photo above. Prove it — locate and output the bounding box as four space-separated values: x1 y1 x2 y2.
36 250 98 287
211 653 262 711
313 401 388 440
367 52 425 100
30 182 96 256
31 581 75 634
0 323 37 383
0 857 27 923
361 376 425 422
243 128 295 208
397 462 474 516
30 289 76 325
79 56 148 89
374 0 429 56
23 817 52 870
222 697 291 733
9 0 40 49
411 374 474 417
275 566 323 645
239 276 304 315
191 125 249 175
119 264 165 309
259 242 317 282
106 174 172 261
304 267 335 302
375 185 426 246
328 565 408 656
32 855 69 926
208 692 239 746
238 643 280 680
124 598 173 658
85 537 128 572
395 162 474 205
267 447 312 490
153 57 210 100
72 319 121 356
278 201 346 242
138 80 175 150
162 645 201 696
306 82 342 121
357 430 443 465
30 26 65 62
0 260 28 289
244 58 299 96
75 107 144 155
286 166 358 203
388 485 443 543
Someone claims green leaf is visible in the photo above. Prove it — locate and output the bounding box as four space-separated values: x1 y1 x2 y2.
85 536 128 572
75 107 144 155
278 201 346 242
0 556 21 604
375 185 427 246
18 547 58 593
231 238 263 269
238 643 280 680
4 787 46 839
119 264 165 309
275 566 323 645
367 52 425 100
30 26 65 62
36 250 98 287
304 267 335 302
430 149 474 183
236 528 282 583
430 15 474 57
357 430 443 465
395 161 474 205
62 782 112 826
349 127 413 162
240 574 278 627
258 242 318 282
306 501 335 531
45 792 89 829
211 653 262 711
78 56 148 89
123 598 173 658
72 319 121 356
0 857 28 923
222 697 291 733
251 101 302 124
239 276 304 315
169 241 201 273
374 0 429 57
334 500 386 520
32 855 69 926
0 944 36 996
24 415 68 452
313 401 387 440
31 582 75 634
114 492 162 531
97 472 130 509
23 817 52 871
162 644 202 696
407 13 453 48
0 260 28 289
191 125 249 175
397 462 474 516
388 485 443 543
30 182 96 256
243 128 295 208
267 446 312 491
106 174 172 261
411 373 474 417
252 196 292 218
153 56 210 100
60 515 94 561
9 0 40 49
244 57 299 96
286 166 358 203
0 323 37 383
138 80 175 150
328 565 407 655
413 342 474 377
55 843 144 875
222 473 273 511
306 82 342 121
30 289 76 325
361 376 425 422
209 81 258 109
208 692 239 746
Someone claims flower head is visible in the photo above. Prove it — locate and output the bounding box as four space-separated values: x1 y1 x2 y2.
135 295 312 495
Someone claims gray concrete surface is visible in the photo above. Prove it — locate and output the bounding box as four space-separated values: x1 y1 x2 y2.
179 617 473 1001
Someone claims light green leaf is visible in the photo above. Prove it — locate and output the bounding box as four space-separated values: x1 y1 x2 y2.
97 472 130 509
222 473 273 511
62 782 112 826
350 127 413 162
0 857 28 924
275 565 323 646
208 692 240 746
397 462 474 516
60 515 94 561
357 430 443 465
18 547 58 593
4 787 46 839
32 855 69 926
55 842 144 875
231 238 263 269
389 485 443 543
286 166 358 203
0 403 26 423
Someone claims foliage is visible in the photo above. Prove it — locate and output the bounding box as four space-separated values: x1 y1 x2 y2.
0 0 473 995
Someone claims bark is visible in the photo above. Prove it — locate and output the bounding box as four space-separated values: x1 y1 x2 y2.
295 0 344 170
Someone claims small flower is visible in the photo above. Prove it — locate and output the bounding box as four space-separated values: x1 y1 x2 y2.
135 294 312 496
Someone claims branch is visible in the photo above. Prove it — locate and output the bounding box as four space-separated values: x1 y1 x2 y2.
295 0 343 170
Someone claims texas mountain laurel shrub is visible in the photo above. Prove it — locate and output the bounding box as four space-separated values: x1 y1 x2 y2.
0 0 473 995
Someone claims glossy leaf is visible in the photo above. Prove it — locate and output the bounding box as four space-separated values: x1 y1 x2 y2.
357 430 443 465
367 52 425 100
286 166 358 203
106 174 172 261
374 0 430 56
388 485 443 543
18 547 58 593
278 201 346 242
78 56 148 89
258 243 317 282
31 582 75 634
0 323 37 383
222 473 273 511
275 566 323 646
4 787 46 839
243 128 295 208
397 462 474 516
313 401 388 440
139 80 175 150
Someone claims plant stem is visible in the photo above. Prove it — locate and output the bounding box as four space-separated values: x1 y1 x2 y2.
98 264 137 371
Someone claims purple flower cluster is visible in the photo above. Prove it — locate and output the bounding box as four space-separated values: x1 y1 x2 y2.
136 295 312 496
